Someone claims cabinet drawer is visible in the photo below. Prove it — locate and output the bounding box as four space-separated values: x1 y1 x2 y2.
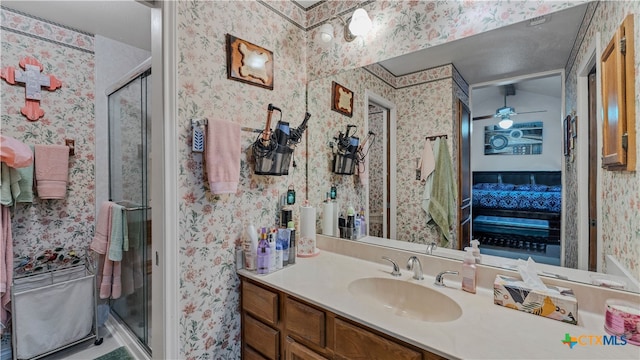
285 337 329 360
244 344 268 360
244 315 280 360
285 297 326 348
243 281 279 326
334 318 421 360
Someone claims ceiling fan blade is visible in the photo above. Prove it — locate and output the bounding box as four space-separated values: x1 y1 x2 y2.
516 110 548 115
472 114 494 120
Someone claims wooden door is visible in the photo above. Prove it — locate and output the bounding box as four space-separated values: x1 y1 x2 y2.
457 99 472 250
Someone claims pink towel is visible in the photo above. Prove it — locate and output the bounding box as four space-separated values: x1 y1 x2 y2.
0 135 33 168
418 139 435 181
90 202 113 254
34 144 69 199
205 120 241 194
1 206 13 333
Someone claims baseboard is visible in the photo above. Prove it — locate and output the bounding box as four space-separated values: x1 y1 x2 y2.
105 315 151 360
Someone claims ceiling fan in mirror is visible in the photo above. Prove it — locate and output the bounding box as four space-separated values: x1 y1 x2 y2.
472 84 547 129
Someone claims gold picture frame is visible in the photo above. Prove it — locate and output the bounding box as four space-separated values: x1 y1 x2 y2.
331 81 353 117
226 34 274 90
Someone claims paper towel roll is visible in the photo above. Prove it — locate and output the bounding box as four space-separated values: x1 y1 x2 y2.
300 205 316 239
333 201 340 237
321 202 334 236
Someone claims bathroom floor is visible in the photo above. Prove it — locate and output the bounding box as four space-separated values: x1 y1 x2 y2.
40 326 123 360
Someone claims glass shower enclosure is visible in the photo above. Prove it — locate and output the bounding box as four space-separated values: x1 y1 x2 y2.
107 66 152 352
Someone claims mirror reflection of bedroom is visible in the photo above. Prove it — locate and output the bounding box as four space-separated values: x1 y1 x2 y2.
471 74 565 266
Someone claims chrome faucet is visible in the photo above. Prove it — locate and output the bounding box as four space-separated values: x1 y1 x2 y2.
381 256 401 277
406 256 424 280
425 242 437 255
434 270 458 287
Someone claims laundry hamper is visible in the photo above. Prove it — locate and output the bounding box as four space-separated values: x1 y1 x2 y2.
11 256 102 360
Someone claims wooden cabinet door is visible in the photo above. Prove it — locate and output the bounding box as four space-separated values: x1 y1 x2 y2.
333 318 421 360
285 337 329 360
242 281 279 326
285 297 326 348
601 14 635 170
244 314 280 360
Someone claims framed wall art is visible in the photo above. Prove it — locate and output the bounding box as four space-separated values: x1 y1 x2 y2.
226 34 273 90
484 121 544 156
331 81 353 117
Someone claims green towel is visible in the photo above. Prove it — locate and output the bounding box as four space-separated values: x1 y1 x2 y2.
0 162 22 206
15 146 34 203
108 204 129 261
427 139 457 247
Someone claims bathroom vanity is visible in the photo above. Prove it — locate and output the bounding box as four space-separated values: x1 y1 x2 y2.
238 240 640 359
240 278 445 359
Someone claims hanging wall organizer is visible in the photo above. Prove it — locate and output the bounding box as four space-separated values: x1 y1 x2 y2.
0 56 62 121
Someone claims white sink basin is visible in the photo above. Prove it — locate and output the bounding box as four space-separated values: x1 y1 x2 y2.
348 277 462 322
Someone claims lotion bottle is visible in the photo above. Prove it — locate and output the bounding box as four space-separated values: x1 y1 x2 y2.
461 248 477 294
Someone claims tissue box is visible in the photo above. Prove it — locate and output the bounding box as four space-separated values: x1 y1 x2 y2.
494 275 578 325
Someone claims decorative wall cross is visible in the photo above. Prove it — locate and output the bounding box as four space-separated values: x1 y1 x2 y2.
1 56 62 121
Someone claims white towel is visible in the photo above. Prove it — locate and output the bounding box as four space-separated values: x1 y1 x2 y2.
422 138 440 222
418 139 435 181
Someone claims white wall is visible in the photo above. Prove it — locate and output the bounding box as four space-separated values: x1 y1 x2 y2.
94 35 150 215
471 88 562 171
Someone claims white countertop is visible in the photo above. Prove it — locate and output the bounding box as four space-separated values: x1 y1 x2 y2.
238 250 640 359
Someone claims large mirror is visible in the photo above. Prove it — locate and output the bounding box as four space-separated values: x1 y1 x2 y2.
306 1 640 293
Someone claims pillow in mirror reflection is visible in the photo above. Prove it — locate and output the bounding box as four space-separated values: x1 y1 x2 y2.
297 236 318 257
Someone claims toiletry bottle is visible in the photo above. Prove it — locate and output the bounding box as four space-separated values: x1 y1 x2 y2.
346 206 355 239
275 239 283 270
268 229 276 273
257 230 270 274
470 239 482 264
288 221 296 264
461 248 477 294
279 228 290 266
244 224 258 270
359 208 366 236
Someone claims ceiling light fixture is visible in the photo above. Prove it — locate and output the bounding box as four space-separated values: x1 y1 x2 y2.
498 117 514 129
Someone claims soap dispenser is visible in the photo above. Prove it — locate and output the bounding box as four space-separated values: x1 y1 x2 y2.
461 248 477 294
470 239 482 264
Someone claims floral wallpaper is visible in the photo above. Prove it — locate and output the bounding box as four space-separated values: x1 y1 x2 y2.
564 0 640 280
1 8 96 259
176 1 307 358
